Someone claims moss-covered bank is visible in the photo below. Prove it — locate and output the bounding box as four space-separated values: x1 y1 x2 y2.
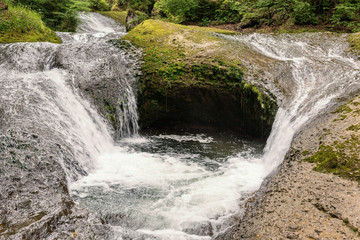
303 97 360 183
349 32 360 56
123 20 277 137
98 11 127 26
0 4 61 43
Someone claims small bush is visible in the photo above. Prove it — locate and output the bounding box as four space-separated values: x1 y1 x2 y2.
331 3 359 30
10 0 90 32
155 0 219 23
89 0 111 11
0 5 60 43
155 0 199 23
292 1 317 25
116 0 155 14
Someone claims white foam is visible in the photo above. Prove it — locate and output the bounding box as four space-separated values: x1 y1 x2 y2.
155 134 214 143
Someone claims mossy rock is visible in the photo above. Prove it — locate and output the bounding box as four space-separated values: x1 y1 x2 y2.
123 20 277 137
98 11 128 26
305 137 360 183
349 32 360 56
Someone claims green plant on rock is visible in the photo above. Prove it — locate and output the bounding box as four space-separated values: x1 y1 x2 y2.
99 11 127 25
305 135 360 182
104 100 117 125
89 0 110 11
9 0 90 32
349 32 360 55
115 0 155 14
124 20 277 136
0 4 61 43
155 0 199 23
292 1 317 25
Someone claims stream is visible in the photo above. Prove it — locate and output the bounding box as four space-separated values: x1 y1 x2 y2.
1 12 360 240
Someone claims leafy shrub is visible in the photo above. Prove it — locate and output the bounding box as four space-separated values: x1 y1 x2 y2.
292 1 317 25
89 0 110 11
155 0 199 23
116 0 155 14
10 0 89 31
155 0 219 23
126 10 149 30
331 3 358 26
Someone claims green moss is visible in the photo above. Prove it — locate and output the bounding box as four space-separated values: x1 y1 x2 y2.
343 218 360 236
0 6 61 43
302 150 310 156
99 11 128 25
349 33 360 56
331 105 352 114
123 20 270 95
104 100 117 125
122 20 277 136
347 124 360 131
305 136 360 183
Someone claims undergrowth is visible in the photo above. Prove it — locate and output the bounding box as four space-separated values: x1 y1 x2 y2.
0 5 61 43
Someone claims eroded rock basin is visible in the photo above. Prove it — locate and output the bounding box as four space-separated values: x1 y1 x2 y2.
1 12 360 240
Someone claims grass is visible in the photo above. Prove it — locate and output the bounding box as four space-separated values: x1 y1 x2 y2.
0 5 61 43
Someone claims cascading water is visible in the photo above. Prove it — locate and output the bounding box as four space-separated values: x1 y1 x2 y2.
224 33 360 176
69 25 360 240
2 12 360 240
0 12 139 181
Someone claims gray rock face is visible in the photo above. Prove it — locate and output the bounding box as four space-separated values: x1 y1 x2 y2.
0 13 140 239
0 126 110 239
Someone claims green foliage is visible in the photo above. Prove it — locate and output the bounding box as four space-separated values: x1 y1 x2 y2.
89 0 110 11
292 1 317 25
115 0 155 14
98 0 360 31
0 4 61 43
155 0 199 23
331 3 360 31
129 10 149 23
211 0 360 31
155 0 220 23
9 0 89 32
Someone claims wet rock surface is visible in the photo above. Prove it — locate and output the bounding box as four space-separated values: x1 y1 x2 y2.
0 13 138 239
54 37 141 139
124 20 279 139
0 129 110 239
225 96 360 240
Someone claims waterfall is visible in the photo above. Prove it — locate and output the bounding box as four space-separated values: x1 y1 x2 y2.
2 12 360 240
57 12 141 139
0 12 140 181
224 33 360 176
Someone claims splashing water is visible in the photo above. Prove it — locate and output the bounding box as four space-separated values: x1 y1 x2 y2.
70 31 360 239
225 33 360 176
2 12 360 240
